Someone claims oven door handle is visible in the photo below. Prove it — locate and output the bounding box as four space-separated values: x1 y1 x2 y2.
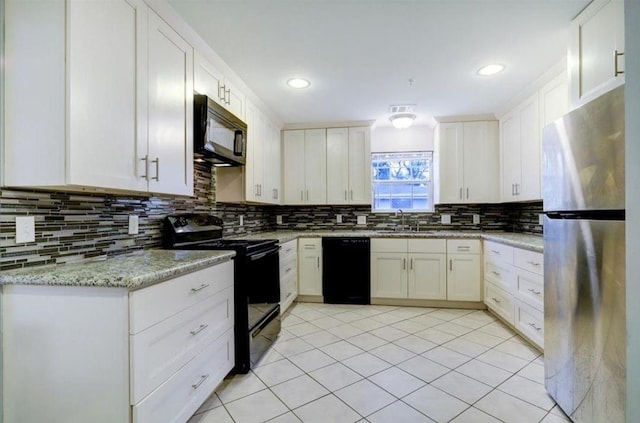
249 247 280 261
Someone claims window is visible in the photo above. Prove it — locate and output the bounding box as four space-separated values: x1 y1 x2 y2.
371 151 433 212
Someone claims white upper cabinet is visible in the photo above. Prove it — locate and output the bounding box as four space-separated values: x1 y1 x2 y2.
434 121 499 204
194 51 245 120
569 0 624 109
3 0 193 196
326 127 372 204
264 121 282 204
283 129 327 205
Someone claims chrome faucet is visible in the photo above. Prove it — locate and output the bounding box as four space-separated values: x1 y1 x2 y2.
396 209 405 231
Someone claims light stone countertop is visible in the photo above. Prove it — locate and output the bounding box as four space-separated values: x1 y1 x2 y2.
234 230 543 253
0 250 235 289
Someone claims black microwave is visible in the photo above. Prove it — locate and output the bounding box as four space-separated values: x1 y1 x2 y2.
194 94 247 166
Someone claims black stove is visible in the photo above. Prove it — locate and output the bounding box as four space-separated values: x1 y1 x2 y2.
163 214 281 373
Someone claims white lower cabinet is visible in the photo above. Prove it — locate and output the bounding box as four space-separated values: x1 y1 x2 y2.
483 240 544 350
298 238 323 297
446 240 482 301
1 260 234 423
280 239 298 313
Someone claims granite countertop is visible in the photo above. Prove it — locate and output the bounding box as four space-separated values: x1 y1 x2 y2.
0 250 235 289
233 230 543 252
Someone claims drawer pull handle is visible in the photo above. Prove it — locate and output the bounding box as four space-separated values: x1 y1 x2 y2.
190 283 210 293
457 246 470 250
190 324 209 336
527 288 542 295
192 374 210 390
491 270 501 276
527 261 541 267
528 322 542 332
491 250 500 254
286 292 292 299
491 297 501 303
285 268 292 273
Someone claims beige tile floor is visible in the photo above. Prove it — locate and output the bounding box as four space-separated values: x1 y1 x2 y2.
188 302 571 423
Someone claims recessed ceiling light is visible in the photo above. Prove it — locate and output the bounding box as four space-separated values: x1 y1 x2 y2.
477 64 505 76
287 78 310 89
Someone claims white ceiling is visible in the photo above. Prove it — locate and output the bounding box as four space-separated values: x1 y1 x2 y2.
168 0 590 127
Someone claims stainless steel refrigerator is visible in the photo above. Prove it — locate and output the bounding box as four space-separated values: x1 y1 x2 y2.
543 85 625 422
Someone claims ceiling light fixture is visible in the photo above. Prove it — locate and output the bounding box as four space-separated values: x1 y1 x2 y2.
286 78 310 89
388 105 417 129
477 64 505 76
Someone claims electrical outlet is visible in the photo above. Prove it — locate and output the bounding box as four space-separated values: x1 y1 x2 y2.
357 215 367 225
336 214 343 223
239 215 244 226
276 215 283 225
15 216 35 243
440 214 451 224
539 214 545 225
128 215 139 235
473 214 480 224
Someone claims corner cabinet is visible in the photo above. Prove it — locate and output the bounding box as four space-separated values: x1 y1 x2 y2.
326 127 372 205
3 0 193 196
2 261 235 423
569 0 625 109
434 121 499 204
283 130 327 205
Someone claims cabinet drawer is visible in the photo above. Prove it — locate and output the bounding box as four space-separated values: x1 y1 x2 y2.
130 286 233 404
408 238 446 254
299 238 322 251
129 261 234 334
514 300 544 349
371 238 407 253
513 248 544 275
281 272 297 304
132 328 234 423
447 239 481 254
280 254 297 279
515 270 544 311
280 239 297 261
484 261 514 293
484 241 514 264
485 282 514 325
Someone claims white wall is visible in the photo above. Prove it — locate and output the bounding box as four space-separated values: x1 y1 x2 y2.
625 1 639 421
371 125 434 152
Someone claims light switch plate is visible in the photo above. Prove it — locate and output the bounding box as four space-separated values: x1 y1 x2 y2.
473 214 480 224
128 215 139 235
239 215 244 226
539 214 545 225
336 214 342 223
276 215 283 225
15 216 35 243
441 214 451 224
357 215 367 225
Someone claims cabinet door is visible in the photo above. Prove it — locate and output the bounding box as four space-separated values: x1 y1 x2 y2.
408 253 447 300
264 120 282 204
283 130 306 204
518 95 541 200
447 254 481 301
326 128 350 204
348 127 371 204
569 0 625 108
500 111 520 201
304 129 327 204
298 240 322 296
243 101 258 201
194 51 224 105
371 252 407 298
147 10 194 195
67 0 148 192
539 72 569 129
462 122 498 203
224 79 246 120
435 123 464 203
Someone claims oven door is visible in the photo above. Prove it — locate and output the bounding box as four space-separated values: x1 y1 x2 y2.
249 305 281 368
246 245 281 329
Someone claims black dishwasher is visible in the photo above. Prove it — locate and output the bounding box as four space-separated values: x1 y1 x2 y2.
322 237 370 304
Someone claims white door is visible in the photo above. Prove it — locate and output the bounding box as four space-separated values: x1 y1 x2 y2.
264 120 281 204
283 130 306 204
244 102 261 202
67 0 148 192
224 78 246 120
500 111 520 201
348 127 371 204
193 51 224 104
447 254 482 301
147 10 193 195
518 95 541 201
371 253 407 298
435 123 464 203
408 253 447 300
298 240 322 296
326 128 350 204
462 122 498 203
304 129 327 204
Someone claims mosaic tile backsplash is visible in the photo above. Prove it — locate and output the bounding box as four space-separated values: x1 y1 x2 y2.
0 161 542 270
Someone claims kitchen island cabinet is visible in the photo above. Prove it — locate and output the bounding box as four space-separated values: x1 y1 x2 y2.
0 251 234 423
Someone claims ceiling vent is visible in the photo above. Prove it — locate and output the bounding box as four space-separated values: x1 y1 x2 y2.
389 105 417 129
389 105 415 114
